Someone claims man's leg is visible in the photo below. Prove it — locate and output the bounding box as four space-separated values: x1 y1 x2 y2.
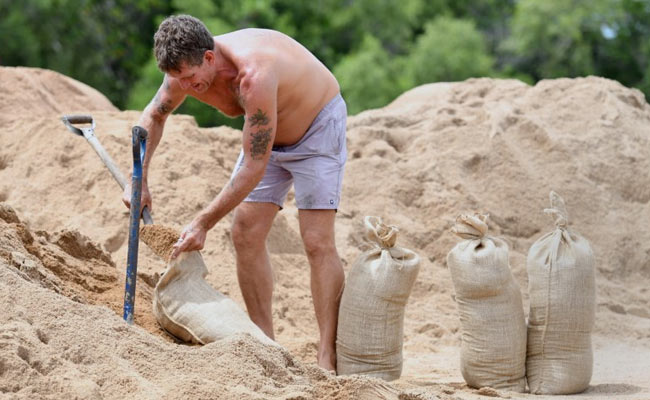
298 209 345 372
231 202 280 339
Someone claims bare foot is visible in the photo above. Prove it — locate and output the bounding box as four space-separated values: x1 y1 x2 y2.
317 348 337 372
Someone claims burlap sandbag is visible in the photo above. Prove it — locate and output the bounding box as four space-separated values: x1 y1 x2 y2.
526 191 595 394
446 214 527 392
153 250 276 347
336 216 420 381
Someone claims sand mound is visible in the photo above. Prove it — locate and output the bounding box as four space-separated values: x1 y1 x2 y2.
1 67 649 399
0 202 163 338
1 203 438 399
0 67 116 125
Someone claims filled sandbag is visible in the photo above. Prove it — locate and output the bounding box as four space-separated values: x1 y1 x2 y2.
526 191 596 394
153 250 276 346
446 214 527 392
336 216 420 381
140 224 276 347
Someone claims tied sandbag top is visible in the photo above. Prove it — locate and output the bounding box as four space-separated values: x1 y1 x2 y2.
364 216 399 248
544 190 569 229
452 214 489 240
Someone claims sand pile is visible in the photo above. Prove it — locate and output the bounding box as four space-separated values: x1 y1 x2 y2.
343 78 650 333
0 66 116 128
1 66 649 399
0 203 442 399
0 202 164 340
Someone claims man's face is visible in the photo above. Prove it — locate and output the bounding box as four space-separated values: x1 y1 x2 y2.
169 54 213 94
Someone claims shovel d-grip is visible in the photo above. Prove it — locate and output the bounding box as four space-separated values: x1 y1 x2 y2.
123 126 148 324
61 115 153 225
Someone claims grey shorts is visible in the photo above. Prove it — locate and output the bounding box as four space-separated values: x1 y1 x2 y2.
232 93 347 209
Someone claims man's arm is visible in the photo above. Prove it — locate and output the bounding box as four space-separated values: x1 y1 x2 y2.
139 75 186 184
122 75 186 211
171 71 278 258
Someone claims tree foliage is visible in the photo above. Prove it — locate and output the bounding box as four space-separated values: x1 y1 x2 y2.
506 0 650 96
333 35 406 115
407 17 494 86
0 0 170 107
3 0 650 125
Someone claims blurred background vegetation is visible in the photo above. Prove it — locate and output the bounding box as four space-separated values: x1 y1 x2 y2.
2 0 649 129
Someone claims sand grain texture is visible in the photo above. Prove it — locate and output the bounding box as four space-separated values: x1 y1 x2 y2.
140 224 179 261
1 66 649 399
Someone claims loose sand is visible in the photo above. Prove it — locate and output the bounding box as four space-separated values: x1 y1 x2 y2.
0 66 649 399
140 224 180 261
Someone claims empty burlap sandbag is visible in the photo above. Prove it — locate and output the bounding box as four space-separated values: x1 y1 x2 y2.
153 250 276 347
337 216 420 381
526 191 596 395
446 214 527 392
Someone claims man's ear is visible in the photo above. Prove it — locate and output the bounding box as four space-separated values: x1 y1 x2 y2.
204 50 215 64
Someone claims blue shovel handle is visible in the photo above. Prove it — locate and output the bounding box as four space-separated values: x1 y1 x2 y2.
123 126 148 324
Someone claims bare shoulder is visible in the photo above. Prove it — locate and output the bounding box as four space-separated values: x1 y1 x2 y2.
217 28 287 42
218 29 294 60
238 66 278 101
227 36 281 91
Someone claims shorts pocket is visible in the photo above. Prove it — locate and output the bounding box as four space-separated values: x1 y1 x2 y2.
300 118 340 155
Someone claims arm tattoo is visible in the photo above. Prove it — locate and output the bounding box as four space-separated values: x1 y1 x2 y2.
248 109 269 127
245 108 272 160
250 128 272 159
154 90 173 115
157 99 173 115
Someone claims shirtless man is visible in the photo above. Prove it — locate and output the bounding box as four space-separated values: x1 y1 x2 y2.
122 15 346 371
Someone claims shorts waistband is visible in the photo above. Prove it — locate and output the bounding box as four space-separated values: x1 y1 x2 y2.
272 93 345 152
309 93 344 128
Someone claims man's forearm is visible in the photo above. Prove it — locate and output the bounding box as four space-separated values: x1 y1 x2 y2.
137 108 166 183
194 161 266 231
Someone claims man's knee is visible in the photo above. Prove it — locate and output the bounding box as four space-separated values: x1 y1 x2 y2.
302 229 336 260
231 211 268 252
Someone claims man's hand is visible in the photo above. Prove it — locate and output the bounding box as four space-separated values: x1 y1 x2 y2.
171 220 207 260
122 181 152 213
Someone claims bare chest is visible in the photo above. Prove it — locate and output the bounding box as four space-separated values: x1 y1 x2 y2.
193 82 244 117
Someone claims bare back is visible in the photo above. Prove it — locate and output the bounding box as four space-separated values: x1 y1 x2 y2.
191 29 340 146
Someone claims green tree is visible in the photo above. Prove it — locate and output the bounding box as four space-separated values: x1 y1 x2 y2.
448 1 516 43
0 1 41 66
506 0 619 79
9 0 648 124
504 0 650 100
595 0 650 98
407 16 494 85
333 35 408 114
0 0 170 108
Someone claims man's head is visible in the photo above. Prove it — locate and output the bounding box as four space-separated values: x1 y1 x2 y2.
154 15 214 73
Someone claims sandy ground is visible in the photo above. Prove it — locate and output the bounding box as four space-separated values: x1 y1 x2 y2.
0 66 649 399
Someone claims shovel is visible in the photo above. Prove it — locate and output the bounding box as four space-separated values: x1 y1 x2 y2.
123 125 148 324
61 115 151 324
61 115 153 224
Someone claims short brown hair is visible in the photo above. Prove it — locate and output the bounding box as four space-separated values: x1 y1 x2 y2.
154 15 214 72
